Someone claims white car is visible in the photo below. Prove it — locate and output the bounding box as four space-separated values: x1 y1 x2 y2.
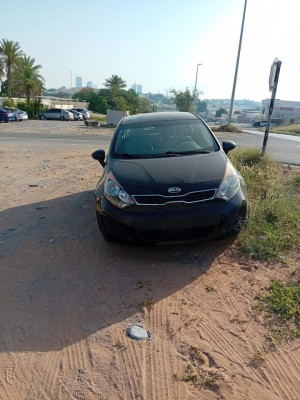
2 107 28 121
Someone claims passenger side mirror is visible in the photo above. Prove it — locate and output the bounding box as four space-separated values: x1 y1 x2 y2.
92 149 106 168
222 141 236 155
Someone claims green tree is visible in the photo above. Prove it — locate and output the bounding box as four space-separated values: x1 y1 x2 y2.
121 89 140 114
215 108 228 117
196 99 207 113
113 95 128 111
139 97 153 113
0 79 8 96
104 74 126 97
0 39 23 97
170 88 194 112
0 58 4 83
12 55 45 101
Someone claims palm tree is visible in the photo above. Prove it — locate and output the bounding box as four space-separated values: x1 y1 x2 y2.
13 54 45 101
104 74 126 96
0 58 4 84
12 55 45 102
0 39 23 97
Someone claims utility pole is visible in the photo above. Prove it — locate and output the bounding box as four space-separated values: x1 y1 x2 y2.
228 0 247 125
193 63 202 111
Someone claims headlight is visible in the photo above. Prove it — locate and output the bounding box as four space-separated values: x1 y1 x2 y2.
215 162 240 201
104 171 135 209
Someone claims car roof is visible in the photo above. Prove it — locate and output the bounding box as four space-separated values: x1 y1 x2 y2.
120 112 199 125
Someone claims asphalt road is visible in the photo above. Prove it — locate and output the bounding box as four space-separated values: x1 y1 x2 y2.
0 122 299 165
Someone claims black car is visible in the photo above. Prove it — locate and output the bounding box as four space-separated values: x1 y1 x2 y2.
92 112 247 244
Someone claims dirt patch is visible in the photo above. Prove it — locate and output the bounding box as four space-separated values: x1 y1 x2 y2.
0 132 299 400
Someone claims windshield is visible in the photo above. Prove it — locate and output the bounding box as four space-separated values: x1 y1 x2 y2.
112 119 219 157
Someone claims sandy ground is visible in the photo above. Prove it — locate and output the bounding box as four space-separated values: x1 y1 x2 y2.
0 121 299 400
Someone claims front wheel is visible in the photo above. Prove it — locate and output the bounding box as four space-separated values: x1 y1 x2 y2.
96 213 114 242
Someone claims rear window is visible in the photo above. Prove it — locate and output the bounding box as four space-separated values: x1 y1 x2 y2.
113 119 219 156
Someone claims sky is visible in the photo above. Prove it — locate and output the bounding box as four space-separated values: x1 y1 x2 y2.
1 0 300 101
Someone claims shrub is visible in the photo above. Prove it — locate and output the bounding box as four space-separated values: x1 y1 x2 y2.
229 148 300 261
15 100 48 119
212 124 242 133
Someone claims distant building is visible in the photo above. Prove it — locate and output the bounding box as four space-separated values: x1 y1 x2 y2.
76 76 82 88
262 99 300 119
131 82 142 94
87 81 93 88
92 84 98 89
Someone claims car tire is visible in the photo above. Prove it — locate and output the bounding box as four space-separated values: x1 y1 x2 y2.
96 212 114 242
40 115 46 120
5 120 9 123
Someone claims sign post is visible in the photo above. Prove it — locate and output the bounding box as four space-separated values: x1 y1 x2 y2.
261 58 282 155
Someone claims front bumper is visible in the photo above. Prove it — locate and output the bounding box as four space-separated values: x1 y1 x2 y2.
95 190 247 244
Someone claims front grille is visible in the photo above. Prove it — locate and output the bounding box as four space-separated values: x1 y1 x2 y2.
132 189 216 205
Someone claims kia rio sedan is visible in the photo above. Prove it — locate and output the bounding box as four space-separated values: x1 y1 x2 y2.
92 112 247 243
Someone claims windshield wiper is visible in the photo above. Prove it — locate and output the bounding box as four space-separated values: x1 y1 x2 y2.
154 150 211 157
153 151 182 157
113 152 144 159
179 150 211 154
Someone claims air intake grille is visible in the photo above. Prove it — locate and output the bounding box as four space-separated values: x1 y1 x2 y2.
133 189 216 205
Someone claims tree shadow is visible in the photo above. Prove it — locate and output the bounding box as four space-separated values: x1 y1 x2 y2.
0 190 234 352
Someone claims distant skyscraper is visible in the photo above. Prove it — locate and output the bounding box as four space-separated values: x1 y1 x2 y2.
76 76 82 88
131 82 142 94
87 81 93 88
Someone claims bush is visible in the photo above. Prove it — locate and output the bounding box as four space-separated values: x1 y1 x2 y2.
16 100 48 119
229 148 300 261
3 99 15 107
212 124 242 133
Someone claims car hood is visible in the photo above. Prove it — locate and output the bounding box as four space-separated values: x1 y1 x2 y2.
110 151 227 191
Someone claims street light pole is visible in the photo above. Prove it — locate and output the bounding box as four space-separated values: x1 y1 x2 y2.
193 63 202 111
228 0 247 125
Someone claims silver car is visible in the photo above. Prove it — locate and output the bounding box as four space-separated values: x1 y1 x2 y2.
67 109 84 121
2 107 28 121
39 108 75 121
71 108 90 120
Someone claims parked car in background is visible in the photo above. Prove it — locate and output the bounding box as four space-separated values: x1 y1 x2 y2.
92 112 248 244
2 107 28 121
39 109 74 121
71 108 90 120
67 109 84 121
0 109 15 122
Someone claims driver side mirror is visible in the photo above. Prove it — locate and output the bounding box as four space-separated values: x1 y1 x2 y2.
92 149 106 168
222 141 236 155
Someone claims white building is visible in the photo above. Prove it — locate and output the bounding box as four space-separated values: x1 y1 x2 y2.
262 99 300 119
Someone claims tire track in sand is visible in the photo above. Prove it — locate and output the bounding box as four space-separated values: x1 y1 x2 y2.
145 291 185 400
115 328 146 400
262 348 300 400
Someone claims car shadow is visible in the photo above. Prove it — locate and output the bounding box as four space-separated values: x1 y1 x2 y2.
0 190 234 352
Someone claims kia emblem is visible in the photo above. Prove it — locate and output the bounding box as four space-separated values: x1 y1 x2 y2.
168 187 181 194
